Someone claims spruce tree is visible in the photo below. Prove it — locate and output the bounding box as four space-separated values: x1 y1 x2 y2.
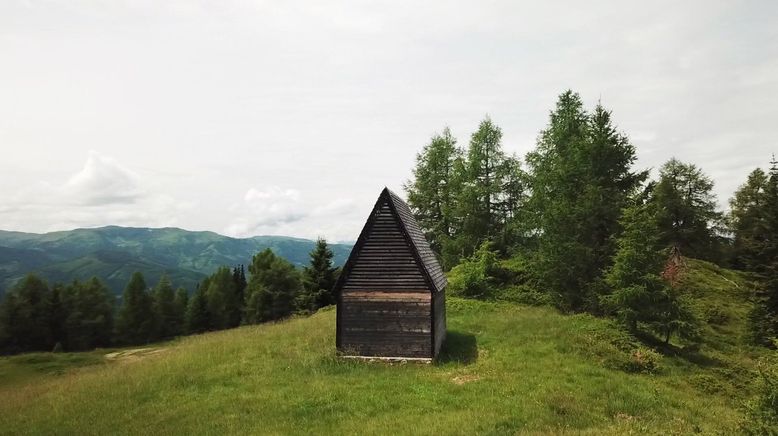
605 202 698 343
205 267 240 329
526 92 644 311
730 167 770 270
748 156 778 344
0 274 52 351
173 287 188 335
63 277 113 350
300 238 338 310
186 283 210 334
47 283 68 350
116 272 156 344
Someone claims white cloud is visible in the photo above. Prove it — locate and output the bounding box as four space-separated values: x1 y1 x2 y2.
225 187 361 241
63 150 143 206
0 151 191 232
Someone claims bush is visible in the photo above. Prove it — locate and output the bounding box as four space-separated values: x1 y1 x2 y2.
624 346 662 374
447 242 500 299
497 285 553 306
740 351 778 435
704 306 729 325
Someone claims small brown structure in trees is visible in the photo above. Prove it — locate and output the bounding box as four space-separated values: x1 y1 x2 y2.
334 187 447 361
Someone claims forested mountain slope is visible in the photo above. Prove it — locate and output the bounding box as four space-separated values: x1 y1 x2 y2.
0 227 351 295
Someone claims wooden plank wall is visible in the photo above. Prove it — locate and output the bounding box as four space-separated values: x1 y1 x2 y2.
433 290 446 357
338 198 434 358
340 292 432 358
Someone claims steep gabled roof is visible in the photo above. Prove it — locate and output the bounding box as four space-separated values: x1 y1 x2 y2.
333 187 447 294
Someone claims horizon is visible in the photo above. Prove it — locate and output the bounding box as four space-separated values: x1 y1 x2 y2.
0 224 358 245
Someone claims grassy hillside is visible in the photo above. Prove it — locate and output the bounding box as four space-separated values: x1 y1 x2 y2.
0 261 766 435
0 226 352 296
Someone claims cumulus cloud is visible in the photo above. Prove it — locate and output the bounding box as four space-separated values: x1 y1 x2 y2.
0 151 191 232
63 151 144 206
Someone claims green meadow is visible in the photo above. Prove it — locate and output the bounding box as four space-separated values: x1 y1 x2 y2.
0 260 766 435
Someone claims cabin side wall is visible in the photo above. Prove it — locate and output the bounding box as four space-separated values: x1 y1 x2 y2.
432 289 446 357
337 198 433 359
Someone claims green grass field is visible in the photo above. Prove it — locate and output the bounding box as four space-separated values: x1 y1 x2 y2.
0 260 767 435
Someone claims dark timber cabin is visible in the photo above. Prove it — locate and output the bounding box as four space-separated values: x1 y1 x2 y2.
334 187 447 361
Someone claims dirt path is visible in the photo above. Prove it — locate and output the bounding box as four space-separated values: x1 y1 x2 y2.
104 347 167 363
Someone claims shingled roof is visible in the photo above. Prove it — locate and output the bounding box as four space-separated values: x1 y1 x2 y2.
334 187 447 293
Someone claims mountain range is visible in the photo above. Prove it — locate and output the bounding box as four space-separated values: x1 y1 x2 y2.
0 226 353 297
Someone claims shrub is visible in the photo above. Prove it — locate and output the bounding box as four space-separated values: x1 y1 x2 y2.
740 351 778 435
447 242 500 299
497 285 552 306
624 346 662 373
704 306 729 325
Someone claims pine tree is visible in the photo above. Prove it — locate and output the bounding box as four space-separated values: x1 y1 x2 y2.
152 274 177 339
116 272 156 344
300 238 338 310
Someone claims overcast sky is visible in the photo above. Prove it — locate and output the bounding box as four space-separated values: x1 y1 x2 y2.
1 1 776 242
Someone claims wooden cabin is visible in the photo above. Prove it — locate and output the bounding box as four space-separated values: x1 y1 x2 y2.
335 187 447 361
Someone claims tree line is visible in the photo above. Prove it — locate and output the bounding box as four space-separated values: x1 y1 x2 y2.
0 238 339 353
406 89 777 345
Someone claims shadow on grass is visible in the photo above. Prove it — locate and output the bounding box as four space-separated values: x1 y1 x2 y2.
634 330 723 368
437 331 478 365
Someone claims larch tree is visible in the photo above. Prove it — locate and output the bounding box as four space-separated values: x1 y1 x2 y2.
405 127 462 257
652 158 722 260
